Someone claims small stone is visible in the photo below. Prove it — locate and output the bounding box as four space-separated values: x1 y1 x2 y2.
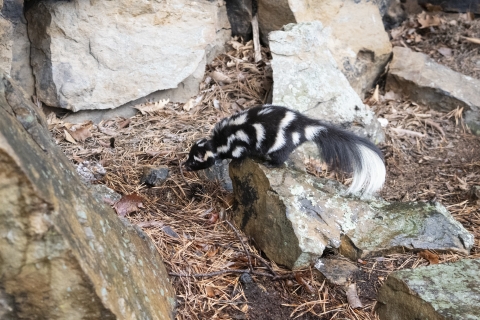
140 165 169 187
314 258 359 286
89 184 121 205
76 161 106 184
239 273 253 285
201 159 233 191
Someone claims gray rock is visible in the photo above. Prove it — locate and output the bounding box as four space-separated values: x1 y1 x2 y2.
76 161 106 184
201 159 233 192
258 0 392 98
140 165 170 187
386 46 480 134
314 258 359 286
0 1 35 97
0 72 175 319
269 22 384 143
25 0 230 111
376 259 480 320
63 104 138 125
89 184 122 205
229 158 474 269
418 0 480 14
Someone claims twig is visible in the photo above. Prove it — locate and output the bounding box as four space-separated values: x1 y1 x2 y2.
391 127 425 138
225 220 254 273
251 15 262 63
251 252 278 277
169 269 273 278
345 283 363 309
422 119 445 137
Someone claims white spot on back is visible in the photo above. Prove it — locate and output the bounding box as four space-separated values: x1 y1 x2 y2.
229 112 248 126
253 123 265 150
304 126 325 140
203 151 215 161
292 132 301 145
268 111 296 154
216 130 250 154
231 146 245 158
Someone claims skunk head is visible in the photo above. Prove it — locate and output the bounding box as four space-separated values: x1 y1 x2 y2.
183 138 216 171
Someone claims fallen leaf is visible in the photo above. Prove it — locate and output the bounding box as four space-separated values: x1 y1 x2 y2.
418 250 439 264
346 283 363 309
456 176 469 191
98 125 118 137
117 118 131 129
114 193 144 217
371 85 379 103
134 99 169 115
67 125 92 142
64 129 77 144
208 212 219 224
210 71 232 84
437 47 452 57
205 286 215 298
183 98 195 111
417 12 442 28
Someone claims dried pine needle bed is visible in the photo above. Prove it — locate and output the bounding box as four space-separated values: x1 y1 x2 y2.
48 37 480 319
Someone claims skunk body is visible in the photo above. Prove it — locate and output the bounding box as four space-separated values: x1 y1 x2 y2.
184 105 385 195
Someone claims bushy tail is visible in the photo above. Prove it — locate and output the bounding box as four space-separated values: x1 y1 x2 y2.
312 123 386 196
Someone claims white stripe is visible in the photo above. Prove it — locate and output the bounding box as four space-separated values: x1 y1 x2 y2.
268 111 296 154
229 112 248 126
216 130 249 154
231 146 245 158
292 132 301 145
258 107 273 115
304 126 325 140
203 151 215 161
347 145 386 196
253 123 265 150
235 130 250 143
194 155 205 163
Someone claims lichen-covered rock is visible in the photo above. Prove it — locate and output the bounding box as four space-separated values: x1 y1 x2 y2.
386 46 480 135
25 0 230 111
0 72 175 319
269 22 384 143
229 158 473 269
376 259 480 320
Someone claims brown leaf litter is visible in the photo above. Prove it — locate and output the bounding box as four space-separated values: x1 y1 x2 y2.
48 30 480 320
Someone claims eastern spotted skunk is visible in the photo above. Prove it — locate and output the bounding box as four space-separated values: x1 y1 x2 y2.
183 105 385 195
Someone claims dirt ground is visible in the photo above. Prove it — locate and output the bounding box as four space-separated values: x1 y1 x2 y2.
48 11 480 320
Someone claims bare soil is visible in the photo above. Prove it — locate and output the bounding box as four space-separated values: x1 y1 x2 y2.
49 12 480 320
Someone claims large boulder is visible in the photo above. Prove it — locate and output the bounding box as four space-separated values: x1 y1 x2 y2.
0 0 35 96
257 0 392 98
376 259 480 319
386 46 480 135
25 0 230 111
269 22 384 143
0 72 175 319
229 158 474 270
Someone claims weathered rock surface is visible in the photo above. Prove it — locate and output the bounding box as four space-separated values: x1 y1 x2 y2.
0 72 175 319
229 158 473 269
26 0 230 111
386 46 480 135
140 165 170 187
258 0 392 98
376 259 480 320
269 22 384 143
0 0 35 96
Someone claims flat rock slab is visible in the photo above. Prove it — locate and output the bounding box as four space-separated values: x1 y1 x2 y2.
386 46 480 134
269 22 384 143
314 258 359 286
376 259 480 320
229 158 474 269
0 72 175 319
